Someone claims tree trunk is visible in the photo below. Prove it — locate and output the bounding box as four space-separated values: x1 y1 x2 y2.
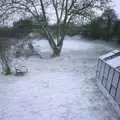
106 16 112 41
42 26 64 57
0 53 12 75
52 48 61 57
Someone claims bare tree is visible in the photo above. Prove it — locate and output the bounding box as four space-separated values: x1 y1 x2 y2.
0 0 109 56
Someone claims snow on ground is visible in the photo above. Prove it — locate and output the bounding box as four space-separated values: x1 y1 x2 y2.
0 36 120 120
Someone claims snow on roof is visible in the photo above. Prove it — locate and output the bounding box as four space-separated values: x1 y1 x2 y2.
99 49 120 68
106 56 120 68
100 50 120 60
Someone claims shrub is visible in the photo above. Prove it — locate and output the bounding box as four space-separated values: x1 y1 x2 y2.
12 19 33 37
4 66 12 75
0 27 12 37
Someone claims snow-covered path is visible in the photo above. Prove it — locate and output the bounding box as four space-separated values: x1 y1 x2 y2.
0 36 120 120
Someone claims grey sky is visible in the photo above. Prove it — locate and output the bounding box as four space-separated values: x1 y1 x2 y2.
1 0 120 26
113 0 120 18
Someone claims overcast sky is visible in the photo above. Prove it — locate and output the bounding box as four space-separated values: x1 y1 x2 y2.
1 0 120 26
113 0 120 18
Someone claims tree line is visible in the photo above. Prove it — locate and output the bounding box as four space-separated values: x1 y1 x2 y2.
0 0 109 56
81 8 120 43
0 0 111 75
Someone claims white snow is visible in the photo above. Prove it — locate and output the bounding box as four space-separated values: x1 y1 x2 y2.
106 56 120 68
32 38 52 53
0 36 120 120
62 36 93 52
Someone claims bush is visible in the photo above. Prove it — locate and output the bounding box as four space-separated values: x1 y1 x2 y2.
66 24 81 36
114 20 120 43
0 27 12 37
4 66 12 75
47 23 81 38
12 19 33 37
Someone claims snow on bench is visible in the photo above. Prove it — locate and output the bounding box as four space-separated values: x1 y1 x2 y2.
13 58 28 76
15 65 28 76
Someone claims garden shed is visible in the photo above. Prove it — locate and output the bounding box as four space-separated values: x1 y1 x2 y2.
96 50 120 108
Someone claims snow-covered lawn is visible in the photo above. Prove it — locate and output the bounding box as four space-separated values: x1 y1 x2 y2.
0 36 120 120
